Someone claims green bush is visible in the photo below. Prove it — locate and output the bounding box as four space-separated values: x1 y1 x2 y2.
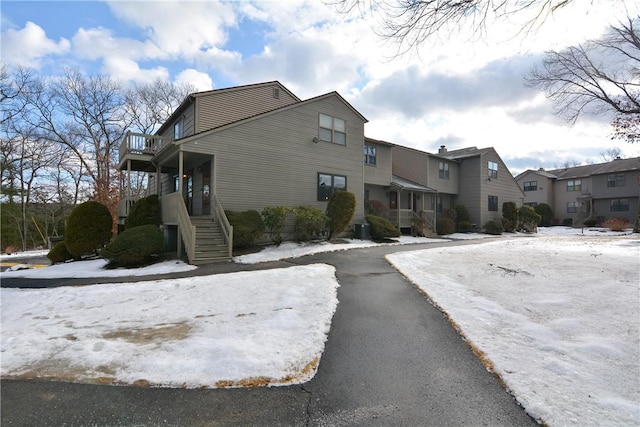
125 194 161 229
562 218 573 227
47 242 73 264
293 206 327 242
518 205 541 233
458 220 474 233
326 191 356 239
101 225 163 268
366 214 400 242
455 205 470 229
502 202 518 232
65 201 113 259
484 220 503 235
226 210 265 249
261 206 291 246
436 217 456 235
582 217 599 227
534 203 553 227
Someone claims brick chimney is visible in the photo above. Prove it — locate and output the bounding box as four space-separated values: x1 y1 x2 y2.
439 145 447 154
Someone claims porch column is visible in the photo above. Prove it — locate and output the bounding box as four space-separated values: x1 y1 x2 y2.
178 151 184 194
156 164 162 196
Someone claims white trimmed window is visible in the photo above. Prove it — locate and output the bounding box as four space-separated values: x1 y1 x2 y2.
488 161 498 178
567 180 581 192
319 114 346 145
318 173 347 201
364 145 377 165
439 161 450 179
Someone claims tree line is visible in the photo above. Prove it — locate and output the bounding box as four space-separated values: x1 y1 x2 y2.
1 65 194 252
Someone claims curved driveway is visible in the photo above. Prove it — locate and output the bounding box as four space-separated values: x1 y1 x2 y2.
1 241 537 426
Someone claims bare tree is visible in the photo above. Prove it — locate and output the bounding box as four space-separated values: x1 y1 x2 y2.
527 17 640 131
124 78 195 135
330 0 579 53
600 147 622 161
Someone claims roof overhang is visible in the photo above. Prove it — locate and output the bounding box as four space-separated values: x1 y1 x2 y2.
391 175 437 193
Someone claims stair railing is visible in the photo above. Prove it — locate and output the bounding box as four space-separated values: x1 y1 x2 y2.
212 194 233 258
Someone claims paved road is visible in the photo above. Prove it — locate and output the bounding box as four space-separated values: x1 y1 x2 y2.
1 241 538 426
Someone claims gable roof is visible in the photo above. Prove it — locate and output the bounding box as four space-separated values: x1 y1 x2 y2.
175 91 367 144
436 146 493 160
545 157 640 180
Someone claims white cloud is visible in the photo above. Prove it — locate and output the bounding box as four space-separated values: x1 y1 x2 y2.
0 21 70 68
71 27 163 61
175 68 213 91
102 57 169 85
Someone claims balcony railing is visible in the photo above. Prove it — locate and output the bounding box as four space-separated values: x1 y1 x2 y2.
119 131 172 163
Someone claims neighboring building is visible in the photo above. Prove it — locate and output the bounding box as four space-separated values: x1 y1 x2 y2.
515 157 640 226
119 81 368 264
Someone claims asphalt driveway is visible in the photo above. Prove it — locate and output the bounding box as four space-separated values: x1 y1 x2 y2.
1 241 538 426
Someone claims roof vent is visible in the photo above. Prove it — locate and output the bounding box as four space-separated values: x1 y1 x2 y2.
439 145 447 153
538 167 545 171
614 156 622 161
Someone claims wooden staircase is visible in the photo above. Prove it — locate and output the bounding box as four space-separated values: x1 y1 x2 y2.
189 216 231 264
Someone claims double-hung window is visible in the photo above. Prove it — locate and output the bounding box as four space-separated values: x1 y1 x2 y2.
488 161 498 179
610 199 629 212
567 202 579 213
523 181 537 191
566 180 581 192
488 195 498 211
318 173 347 201
439 161 450 179
364 145 377 165
319 114 346 145
607 174 625 187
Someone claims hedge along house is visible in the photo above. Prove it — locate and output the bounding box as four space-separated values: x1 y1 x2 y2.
118 81 368 264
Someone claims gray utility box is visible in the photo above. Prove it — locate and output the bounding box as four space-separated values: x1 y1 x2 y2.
354 223 371 240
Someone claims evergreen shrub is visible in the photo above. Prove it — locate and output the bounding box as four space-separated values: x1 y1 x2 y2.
261 206 291 246
436 217 456 235
518 205 541 233
65 201 113 259
326 191 356 239
226 210 265 249
458 220 474 233
484 220 503 235
534 203 553 227
47 242 73 264
293 206 327 242
125 194 161 229
101 225 163 267
502 202 518 232
582 217 599 227
366 214 400 242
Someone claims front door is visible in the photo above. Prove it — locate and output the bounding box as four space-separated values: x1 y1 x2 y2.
202 161 211 215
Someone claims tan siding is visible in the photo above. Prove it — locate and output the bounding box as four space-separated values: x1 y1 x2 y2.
478 151 525 226
181 94 366 224
392 146 429 186
364 141 392 186
456 158 482 224
428 157 459 194
517 171 554 207
196 84 299 133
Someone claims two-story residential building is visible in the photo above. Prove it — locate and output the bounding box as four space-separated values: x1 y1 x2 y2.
119 81 368 264
362 140 525 233
515 157 640 226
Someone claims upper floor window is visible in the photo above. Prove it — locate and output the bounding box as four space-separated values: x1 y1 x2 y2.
567 202 579 213
273 87 280 99
567 179 581 192
488 161 498 179
319 114 346 145
607 174 625 187
524 202 538 207
488 195 498 211
439 161 450 179
174 119 182 140
610 198 629 212
364 145 377 165
523 181 537 191
318 172 346 201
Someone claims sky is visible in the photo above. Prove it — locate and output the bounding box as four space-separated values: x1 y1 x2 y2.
2 0 639 175
2 228 638 426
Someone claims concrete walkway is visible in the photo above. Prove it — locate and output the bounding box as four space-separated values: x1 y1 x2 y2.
1 241 538 426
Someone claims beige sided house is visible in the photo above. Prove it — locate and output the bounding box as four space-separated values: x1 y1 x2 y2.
118 81 368 264
363 140 524 232
515 157 640 226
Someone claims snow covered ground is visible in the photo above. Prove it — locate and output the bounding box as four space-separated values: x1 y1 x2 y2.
387 231 639 426
2 227 638 426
